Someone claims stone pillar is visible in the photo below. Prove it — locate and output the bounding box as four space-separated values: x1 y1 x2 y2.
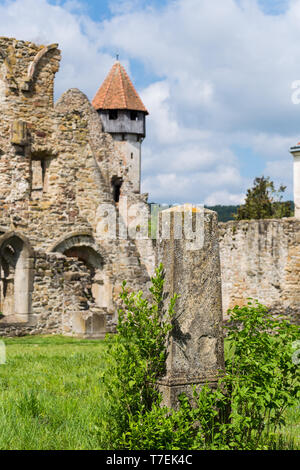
290 145 300 219
156 205 225 408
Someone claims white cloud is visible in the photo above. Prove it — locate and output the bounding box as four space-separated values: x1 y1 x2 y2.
0 0 298 204
142 163 245 204
94 0 298 202
204 191 246 206
250 133 298 160
0 0 115 98
141 81 180 144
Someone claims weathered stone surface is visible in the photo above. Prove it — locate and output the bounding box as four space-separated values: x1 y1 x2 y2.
219 218 300 323
0 35 298 346
0 37 155 337
156 206 225 408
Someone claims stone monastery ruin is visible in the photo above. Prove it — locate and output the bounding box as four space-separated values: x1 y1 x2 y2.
0 37 299 343
0 38 155 338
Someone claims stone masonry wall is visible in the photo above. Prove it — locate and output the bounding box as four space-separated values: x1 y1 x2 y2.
0 37 154 337
219 218 300 323
0 252 104 337
1 36 298 338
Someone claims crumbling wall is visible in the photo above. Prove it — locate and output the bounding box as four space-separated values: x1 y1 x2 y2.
0 251 104 337
219 218 300 323
0 37 153 337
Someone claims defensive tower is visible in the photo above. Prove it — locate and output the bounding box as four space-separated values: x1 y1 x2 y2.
92 61 148 197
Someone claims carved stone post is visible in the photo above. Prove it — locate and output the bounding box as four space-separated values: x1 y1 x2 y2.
156 205 225 408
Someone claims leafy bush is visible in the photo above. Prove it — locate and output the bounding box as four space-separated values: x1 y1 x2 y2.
118 385 231 450
221 301 299 449
99 264 177 449
101 276 299 450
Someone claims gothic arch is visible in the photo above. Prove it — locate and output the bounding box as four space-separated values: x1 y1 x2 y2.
0 232 34 322
49 232 103 260
22 43 58 91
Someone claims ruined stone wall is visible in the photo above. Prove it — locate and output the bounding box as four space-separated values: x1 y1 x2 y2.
4 37 298 340
0 37 154 337
219 218 300 322
0 252 99 337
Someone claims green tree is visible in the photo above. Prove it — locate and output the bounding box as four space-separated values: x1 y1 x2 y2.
234 176 293 220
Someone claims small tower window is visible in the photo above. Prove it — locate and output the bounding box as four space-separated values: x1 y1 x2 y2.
130 111 138 121
111 176 123 203
109 110 118 120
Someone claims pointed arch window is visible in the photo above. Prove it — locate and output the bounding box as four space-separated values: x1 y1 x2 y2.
0 233 33 323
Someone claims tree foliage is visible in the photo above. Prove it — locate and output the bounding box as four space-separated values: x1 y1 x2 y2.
234 176 293 220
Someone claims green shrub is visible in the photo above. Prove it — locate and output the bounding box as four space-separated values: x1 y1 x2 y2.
102 283 299 449
99 264 178 449
221 301 300 449
118 385 230 450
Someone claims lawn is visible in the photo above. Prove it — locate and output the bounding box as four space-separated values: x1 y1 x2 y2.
0 335 107 450
0 335 299 450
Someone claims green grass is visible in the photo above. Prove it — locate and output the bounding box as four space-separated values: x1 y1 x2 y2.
0 335 298 450
0 335 107 450
271 405 300 449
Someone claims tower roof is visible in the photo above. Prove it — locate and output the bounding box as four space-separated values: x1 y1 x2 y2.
92 61 149 115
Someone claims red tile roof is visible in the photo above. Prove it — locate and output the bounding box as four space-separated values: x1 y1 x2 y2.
92 62 149 114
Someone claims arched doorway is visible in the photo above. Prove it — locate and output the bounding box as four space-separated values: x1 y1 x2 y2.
0 233 34 323
50 234 111 310
63 245 103 306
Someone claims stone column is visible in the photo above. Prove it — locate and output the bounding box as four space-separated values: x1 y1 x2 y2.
156 205 225 408
290 145 300 219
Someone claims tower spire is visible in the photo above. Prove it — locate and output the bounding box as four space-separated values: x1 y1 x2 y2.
92 62 148 114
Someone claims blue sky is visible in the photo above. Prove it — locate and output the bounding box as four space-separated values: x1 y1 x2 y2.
258 0 290 15
47 0 290 19
0 0 299 205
